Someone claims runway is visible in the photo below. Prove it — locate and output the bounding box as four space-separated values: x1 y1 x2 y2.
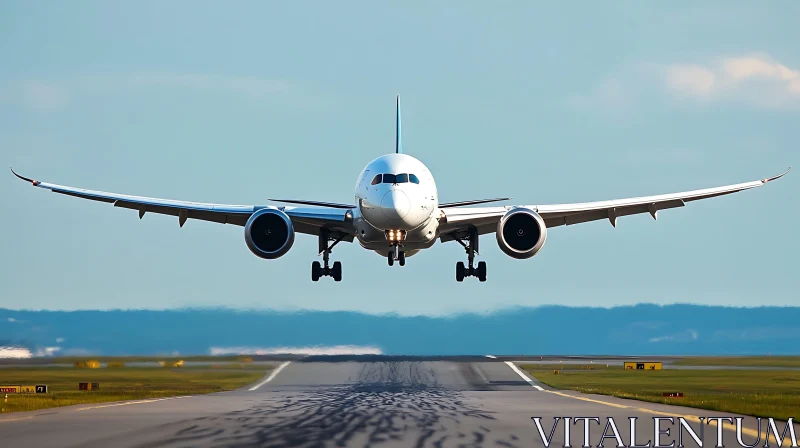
0 357 786 448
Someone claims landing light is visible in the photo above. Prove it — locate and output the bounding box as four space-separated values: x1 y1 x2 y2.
385 229 406 242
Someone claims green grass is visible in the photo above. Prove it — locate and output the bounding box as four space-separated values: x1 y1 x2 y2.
0 365 268 414
521 365 800 421
673 356 800 368
0 355 256 365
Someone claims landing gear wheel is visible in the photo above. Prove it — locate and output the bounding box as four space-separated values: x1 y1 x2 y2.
477 261 487 282
332 261 342 282
398 251 406 266
456 261 465 282
387 251 394 266
311 261 322 282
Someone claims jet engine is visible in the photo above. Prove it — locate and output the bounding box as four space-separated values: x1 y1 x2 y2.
244 208 295 259
496 208 547 259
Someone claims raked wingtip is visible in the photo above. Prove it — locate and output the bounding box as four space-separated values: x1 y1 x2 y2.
10 167 39 185
762 166 791 184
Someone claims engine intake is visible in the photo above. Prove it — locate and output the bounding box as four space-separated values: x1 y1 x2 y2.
244 209 295 259
496 208 547 259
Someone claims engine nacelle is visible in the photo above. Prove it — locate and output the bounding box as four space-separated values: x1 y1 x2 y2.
244 208 295 259
496 208 547 259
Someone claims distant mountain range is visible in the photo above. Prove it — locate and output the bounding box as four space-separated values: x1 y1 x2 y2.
1 304 798 357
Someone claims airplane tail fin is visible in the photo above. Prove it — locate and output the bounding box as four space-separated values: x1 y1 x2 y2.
395 95 402 154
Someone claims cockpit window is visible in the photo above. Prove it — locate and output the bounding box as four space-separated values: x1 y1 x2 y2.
375 173 420 184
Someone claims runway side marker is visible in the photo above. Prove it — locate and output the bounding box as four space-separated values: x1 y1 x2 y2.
504 361 544 391
249 361 291 391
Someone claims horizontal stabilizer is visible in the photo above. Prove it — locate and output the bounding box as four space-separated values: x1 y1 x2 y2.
269 199 355 209
439 197 511 208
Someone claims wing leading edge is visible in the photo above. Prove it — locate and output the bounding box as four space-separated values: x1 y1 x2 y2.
10 168 355 238
439 167 790 239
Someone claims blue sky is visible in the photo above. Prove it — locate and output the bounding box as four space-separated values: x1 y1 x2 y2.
1 2 797 315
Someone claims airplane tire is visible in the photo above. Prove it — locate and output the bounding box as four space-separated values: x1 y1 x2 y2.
398 251 406 266
311 261 322 282
387 251 394 266
456 262 465 282
477 261 487 282
332 261 342 282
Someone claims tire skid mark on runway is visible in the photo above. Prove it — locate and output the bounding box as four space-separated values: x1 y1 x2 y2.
134 361 526 448
248 361 291 391
504 361 545 390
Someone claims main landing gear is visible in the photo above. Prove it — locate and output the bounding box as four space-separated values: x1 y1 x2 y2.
312 228 343 282
453 227 486 282
387 244 405 267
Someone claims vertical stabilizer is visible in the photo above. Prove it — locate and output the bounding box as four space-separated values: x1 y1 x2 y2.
395 95 402 154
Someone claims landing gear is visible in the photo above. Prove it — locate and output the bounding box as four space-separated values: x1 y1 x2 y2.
454 226 487 282
312 228 343 282
387 244 405 267
312 261 322 281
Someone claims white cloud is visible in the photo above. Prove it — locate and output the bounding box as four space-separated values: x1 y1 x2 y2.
665 65 716 97
34 346 61 357
571 54 800 110
127 73 290 97
0 346 33 358
209 345 383 356
0 81 68 110
665 55 800 106
649 329 698 343
56 337 66 343
19 81 68 110
1 72 291 112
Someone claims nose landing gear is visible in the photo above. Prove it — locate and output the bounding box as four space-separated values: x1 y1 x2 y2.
312 228 343 282
387 244 405 266
453 227 486 282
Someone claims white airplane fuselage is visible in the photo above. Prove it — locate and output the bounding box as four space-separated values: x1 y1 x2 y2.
353 153 440 257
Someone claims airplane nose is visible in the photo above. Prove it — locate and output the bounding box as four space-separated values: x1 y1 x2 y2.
381 190 410 221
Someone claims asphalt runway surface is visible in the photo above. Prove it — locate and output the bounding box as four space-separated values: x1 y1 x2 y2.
0 356 791 448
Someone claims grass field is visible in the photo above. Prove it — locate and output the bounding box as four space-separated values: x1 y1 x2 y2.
521 364 800 421
0 365 269 414
673 356 800 368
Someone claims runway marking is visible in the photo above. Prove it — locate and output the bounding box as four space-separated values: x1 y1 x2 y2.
545 390 629 409
538 389 765 439
0 396 193 421
506 361 766 439
0 416 35 424
249 361 291 391
75 395 191 411
504 361 544 391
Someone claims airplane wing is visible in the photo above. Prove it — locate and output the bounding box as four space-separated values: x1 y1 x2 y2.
438 168 790 241
10 169 355 240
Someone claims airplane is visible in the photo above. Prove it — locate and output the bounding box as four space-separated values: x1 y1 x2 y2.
11 96 790 282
